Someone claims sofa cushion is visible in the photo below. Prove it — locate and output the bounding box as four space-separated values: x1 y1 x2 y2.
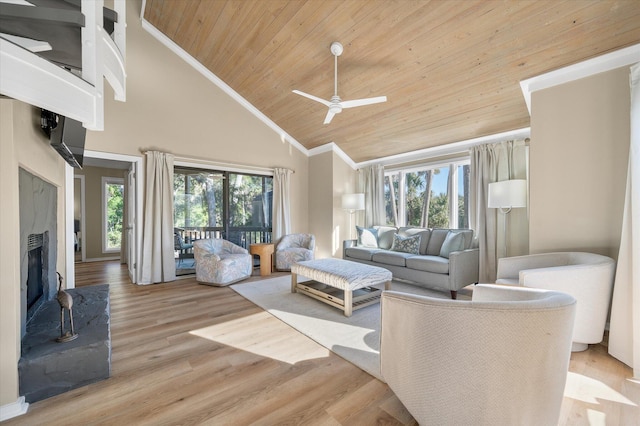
356 226 378 248
426 229 450 255
406 255 450 274
439 231 466 258
390 233 421 254
345 247 379 261
456 229 475 249
398 227 431 254
426 228 475 254
372 250 412 267
375 226 398 250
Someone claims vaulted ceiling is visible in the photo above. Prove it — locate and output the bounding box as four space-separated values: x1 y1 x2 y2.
143 0 640 163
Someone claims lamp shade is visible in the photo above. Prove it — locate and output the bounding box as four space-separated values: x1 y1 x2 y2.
342 193 365 211
488 180 527 209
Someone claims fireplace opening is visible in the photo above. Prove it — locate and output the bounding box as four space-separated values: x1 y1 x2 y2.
25 231 49 325
27 234 44 310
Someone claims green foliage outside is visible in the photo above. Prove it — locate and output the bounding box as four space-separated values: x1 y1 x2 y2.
106 182 124 249
174 172 223 228
228 174 272 227
385 165 470 229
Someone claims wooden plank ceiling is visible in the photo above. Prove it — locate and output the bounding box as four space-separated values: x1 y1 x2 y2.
144 0 640 163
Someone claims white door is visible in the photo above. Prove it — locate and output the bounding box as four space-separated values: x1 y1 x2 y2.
126 164 137 283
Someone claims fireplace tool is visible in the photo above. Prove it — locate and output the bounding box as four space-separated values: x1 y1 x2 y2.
56 272 78 343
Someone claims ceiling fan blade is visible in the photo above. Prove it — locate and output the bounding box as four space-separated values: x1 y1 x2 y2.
323 110 335 124
341 96 387 109
292 90 331 107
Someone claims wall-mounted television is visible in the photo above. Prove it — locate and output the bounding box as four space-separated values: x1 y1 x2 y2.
41 110 86 169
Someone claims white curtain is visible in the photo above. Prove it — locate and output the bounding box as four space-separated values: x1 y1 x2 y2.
360 164 386 227
139 151 176 284
609 62 640 378
273 167 292 240
470 140 528 282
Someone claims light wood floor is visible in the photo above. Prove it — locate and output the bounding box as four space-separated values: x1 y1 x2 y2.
6 261 639 425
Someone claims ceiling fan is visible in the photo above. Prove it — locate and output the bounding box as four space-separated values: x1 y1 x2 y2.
293 41 387 125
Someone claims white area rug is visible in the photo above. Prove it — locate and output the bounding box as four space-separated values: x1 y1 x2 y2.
231 275 471 380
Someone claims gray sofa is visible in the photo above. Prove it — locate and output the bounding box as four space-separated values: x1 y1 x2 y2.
343 226 479 299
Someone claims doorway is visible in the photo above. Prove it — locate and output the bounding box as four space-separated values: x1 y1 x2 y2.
66 151 142 287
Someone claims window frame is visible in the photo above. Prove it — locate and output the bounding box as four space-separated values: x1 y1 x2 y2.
173 163 273 249
384 158 470 229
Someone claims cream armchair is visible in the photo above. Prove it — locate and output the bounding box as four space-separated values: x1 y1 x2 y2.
496 252 615 351
275 233 315 271
193 239 252 286
380 284 576 426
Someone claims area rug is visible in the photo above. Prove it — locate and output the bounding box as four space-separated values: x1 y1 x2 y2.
230 275 471 380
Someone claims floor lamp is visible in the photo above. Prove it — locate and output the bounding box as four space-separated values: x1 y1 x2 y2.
488 179 527 258
342 193 365 240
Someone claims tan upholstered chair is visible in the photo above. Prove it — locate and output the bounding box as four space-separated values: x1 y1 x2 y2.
380 284 576 426
496 252 615 351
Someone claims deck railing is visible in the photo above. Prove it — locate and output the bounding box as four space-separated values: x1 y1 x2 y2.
176 227 272 251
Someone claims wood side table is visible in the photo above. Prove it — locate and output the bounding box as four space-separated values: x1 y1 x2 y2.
249 243 275 276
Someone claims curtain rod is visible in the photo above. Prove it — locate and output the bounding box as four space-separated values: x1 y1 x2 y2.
141 150 294 175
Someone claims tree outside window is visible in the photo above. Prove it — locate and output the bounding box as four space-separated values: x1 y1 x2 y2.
384 160 470 229
173 167 273 248
103 177 124 252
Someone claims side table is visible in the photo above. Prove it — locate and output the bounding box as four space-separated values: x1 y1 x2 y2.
249 243 275 276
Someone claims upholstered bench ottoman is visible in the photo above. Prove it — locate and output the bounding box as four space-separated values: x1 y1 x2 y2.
291 258 392 316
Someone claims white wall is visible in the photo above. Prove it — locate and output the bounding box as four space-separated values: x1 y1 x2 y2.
529 66 630 258
308 151 357 259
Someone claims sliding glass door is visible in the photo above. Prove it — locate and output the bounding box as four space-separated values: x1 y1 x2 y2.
173 166 272 274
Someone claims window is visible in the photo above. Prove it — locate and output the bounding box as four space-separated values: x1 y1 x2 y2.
102 177 124 252
384 160 470 229
173 167 273 249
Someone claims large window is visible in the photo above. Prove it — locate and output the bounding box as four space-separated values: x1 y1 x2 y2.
384 161 470 229
173 167 273 248
102 177 124 252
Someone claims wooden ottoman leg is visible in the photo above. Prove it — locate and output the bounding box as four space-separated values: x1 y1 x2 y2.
344 289 353 317
385 280 391 290
291 272 297 293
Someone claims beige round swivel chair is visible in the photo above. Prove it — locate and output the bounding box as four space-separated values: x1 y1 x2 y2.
496 252 615 351
380 284 576 426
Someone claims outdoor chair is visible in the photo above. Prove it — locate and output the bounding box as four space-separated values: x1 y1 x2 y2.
174 229 193 267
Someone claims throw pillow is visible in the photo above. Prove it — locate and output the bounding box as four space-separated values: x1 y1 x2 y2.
356 226 378 248
390 233 421 254
439 231 465 258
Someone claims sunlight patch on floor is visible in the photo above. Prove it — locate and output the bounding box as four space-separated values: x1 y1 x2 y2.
189 311 330 365
271 309 379 354
564 372 637 406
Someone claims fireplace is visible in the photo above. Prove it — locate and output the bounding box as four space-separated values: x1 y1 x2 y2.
19 168 58 338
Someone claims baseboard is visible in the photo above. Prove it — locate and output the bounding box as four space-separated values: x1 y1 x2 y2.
0 396 29 421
